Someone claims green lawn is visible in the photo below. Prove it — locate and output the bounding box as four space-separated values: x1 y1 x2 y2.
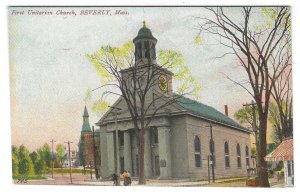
52 168 95 174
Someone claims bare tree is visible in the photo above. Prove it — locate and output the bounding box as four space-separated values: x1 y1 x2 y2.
196 7 291 187
87 41 201 184
271 65 292 139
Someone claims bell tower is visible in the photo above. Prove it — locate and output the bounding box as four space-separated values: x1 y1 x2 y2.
80 106 94 167
133 21 157 65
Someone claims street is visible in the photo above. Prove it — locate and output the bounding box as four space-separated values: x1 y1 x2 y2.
13 174 285 187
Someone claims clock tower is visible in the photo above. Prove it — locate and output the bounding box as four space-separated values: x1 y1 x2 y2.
130 21 173 96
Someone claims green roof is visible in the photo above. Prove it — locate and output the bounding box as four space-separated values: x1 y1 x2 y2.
81 122 91 132
81 106 91 132
174 95 246 130
83 106 89 117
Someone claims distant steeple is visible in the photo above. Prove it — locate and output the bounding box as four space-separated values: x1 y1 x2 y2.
81 106 91 132
83 105 89 117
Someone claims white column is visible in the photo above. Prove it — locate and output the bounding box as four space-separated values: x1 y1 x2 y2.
158 126 172 178
124 130 132 173
106 131 115 175
144 129 152 178
115 129 120 174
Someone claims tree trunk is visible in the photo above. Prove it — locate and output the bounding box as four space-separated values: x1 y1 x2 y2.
257 116 270 187
138 129 146 184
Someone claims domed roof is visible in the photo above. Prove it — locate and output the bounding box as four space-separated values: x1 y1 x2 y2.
133 21 157 42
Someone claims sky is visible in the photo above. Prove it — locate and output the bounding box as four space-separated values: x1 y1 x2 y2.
9 6 275 151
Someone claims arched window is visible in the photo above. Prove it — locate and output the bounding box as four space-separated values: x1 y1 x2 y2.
236 144 241 168
245 145 250 168
145 41 150 59
224 141 230 168
194 136 201 167
137 42 142 58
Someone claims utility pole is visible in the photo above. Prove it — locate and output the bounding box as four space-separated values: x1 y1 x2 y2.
92 126 99 179
243 100 259 176
207 155 210 183
50 139 56 179
206 123 215 183
64 141 73 184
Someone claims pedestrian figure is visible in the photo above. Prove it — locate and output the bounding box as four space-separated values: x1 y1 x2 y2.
122 170 131 186
112 173 119 186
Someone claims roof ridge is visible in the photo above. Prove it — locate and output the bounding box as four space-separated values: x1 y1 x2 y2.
173 94 246 131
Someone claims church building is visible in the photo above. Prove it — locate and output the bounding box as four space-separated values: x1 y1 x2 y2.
95 22 251 180
79 106 101 175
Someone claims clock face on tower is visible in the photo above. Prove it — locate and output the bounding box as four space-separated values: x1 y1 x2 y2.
158 75 168 92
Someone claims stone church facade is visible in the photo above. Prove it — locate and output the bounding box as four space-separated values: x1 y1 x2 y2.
94 23 251 180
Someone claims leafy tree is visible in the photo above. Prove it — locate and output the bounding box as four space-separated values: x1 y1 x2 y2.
12 155 19 177
270 68 292 140
234 105 259 130
269 102 292 146
12 146 19 177
197 7 290 187
18 145 34 177
30 151 39 165
78 136 85 166
37 143 51 168
34 158 47 175
86 40 201 184
55 144 65 168
29 151 47 175
251 147 257 158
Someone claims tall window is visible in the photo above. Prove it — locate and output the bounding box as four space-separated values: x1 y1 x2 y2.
151 127 158 145
236 144 241 168
145 41 150 59
137 42 142 58
224 141 230 168
245 145 250 168
194 136 202 167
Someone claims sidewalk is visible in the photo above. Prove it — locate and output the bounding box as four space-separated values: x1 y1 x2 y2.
75 177 248 187
269 177 285 188
22 174 286 187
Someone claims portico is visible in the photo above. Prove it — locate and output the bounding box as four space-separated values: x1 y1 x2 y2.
99 114 173 178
